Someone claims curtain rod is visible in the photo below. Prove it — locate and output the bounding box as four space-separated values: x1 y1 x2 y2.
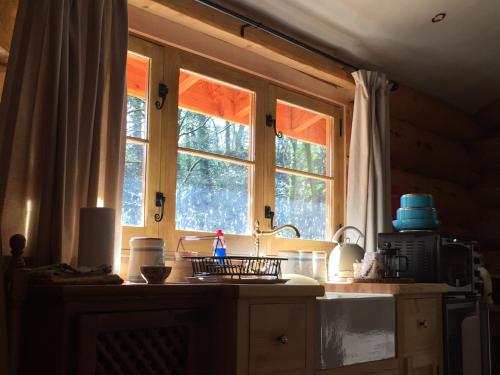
194 0 359 71
193 0 399 90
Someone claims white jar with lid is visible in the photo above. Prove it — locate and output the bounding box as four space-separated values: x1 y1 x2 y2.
128 237 165 283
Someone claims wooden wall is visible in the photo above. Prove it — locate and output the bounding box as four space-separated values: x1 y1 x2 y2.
0 0 17 99
470 99 500 273
389 85 482 236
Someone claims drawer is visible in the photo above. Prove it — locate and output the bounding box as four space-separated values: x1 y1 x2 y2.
249 303 307 374
401 298 440 353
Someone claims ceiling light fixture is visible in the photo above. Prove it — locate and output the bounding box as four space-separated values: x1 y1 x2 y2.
432 12 446 23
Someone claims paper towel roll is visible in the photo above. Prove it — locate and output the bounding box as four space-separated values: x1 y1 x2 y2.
78 207 115 268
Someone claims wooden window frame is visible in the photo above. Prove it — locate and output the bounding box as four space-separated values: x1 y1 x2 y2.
122 36 164 255
122 34 345 267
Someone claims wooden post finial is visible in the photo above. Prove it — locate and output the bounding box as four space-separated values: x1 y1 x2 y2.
8 234 26 270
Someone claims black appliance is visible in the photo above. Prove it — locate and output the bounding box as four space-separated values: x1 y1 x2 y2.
377 232 474 294
377 231 491 375
443 297 490 375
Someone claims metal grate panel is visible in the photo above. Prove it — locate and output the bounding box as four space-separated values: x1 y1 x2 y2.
95 326 188 375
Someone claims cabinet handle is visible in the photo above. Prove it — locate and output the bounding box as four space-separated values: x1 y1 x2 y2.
418 319 429 328
277 335 288 344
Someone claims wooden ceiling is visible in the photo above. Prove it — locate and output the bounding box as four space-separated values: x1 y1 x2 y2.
126 60 329 145
178 70 252 125
126 52 149 100
276 101 327 146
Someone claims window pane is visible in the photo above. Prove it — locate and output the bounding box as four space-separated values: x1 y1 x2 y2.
122 142 146 226
276 101 329 175
176 153 249 234
178 70 252 160
178 108 249 159
126 53 149 139
276 137 327 176
275 171 326 240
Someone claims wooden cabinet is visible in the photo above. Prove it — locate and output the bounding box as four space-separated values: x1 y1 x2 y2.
315 358 399 375
76 309 208 375
234 297 317 375
397 296 442 375
249 304 307 374
17 284 323 375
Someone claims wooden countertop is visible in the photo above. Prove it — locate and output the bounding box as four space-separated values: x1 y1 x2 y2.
26 283 325 301
322 282 448 295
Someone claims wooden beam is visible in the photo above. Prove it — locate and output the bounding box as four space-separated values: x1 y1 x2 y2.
129 0 355 93
234 93 250 118
179 73 200 95
128 5 353 105
292 114 323 133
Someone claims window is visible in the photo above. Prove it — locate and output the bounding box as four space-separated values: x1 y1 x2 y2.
175 70 254 235
122 52 150 227
121 37 344 256
274 100 332 241
121 36 163 246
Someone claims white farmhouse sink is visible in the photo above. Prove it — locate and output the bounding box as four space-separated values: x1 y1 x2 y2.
316 292 395 369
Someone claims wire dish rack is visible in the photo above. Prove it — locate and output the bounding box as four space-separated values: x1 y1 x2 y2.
176 235 286 279
183 256 285 279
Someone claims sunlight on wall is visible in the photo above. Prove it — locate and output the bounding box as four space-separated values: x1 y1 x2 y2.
24 199 32 242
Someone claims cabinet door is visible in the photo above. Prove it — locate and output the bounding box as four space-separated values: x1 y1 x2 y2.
404 352 439 375
76 309 209 375
401 298 440 354
248 303 307 374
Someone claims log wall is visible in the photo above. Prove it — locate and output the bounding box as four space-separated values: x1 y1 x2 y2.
470 99 500 273
389 85 481 237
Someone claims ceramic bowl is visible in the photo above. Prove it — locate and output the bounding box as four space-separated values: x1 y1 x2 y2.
400 194 434 208
392 218 441 231
140 265 171 284
396 207 438 221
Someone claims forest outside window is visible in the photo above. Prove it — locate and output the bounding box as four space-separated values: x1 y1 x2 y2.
122 51 150 227
274 101 332 241
175 70 255 235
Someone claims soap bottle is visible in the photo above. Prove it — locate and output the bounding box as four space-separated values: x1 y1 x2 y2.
213 229 226 257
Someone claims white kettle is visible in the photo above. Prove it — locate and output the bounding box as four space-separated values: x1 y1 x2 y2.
328 226 365 281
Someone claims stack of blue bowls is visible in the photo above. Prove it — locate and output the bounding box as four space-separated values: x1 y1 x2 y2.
392 194 441 231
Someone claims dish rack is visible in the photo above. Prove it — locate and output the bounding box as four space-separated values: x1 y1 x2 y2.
176 235 285 279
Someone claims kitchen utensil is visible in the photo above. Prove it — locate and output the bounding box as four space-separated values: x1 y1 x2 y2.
140 265 171 284
400 193 434 208
128 238 165 283
169 251 198 283
184 255 285 279
392 218 440 231
396 207 438 221
377 243 408 278
328 226 365 281
185 276 289 284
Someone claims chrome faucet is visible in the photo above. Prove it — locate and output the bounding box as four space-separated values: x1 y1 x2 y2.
253 220 301 257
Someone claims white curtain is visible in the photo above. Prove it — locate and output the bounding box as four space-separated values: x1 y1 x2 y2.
0 0 128 268
346 70 392 252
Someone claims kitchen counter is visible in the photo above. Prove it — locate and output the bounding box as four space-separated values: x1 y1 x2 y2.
19 281 323 374
26 282 325 301
323 282 448 295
